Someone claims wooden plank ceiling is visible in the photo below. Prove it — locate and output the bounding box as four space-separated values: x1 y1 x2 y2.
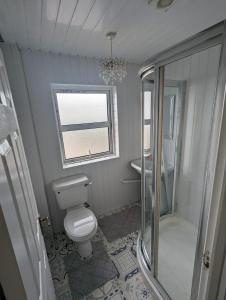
0 0 226 63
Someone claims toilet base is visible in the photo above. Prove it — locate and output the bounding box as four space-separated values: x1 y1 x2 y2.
77 240 92 259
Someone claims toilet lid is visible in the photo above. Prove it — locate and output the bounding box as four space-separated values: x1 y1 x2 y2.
64 207 97 238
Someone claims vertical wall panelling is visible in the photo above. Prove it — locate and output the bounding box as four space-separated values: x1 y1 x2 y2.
165 45 221 227
0 0 226 62
3 45 141 232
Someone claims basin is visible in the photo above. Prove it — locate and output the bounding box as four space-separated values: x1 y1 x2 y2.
131 158 152 176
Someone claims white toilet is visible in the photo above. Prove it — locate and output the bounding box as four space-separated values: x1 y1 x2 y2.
52 175 97 259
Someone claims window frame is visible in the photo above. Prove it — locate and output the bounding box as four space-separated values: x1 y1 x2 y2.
51 84 119 168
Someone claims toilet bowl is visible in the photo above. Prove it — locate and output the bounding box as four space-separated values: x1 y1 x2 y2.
52 174 97 259
64 207 97 258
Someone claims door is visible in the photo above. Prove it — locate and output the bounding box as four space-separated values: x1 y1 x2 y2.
140 42 223 300
0 49 55 300
141 75 154 266
157 45 221 300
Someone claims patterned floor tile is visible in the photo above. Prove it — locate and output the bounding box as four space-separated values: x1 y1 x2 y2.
86 278 126 300
124 273 153 300
111 248 137 281
43 205 153 300
58 289 72 300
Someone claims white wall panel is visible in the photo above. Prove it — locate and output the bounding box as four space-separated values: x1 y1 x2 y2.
3 45 141 232
40 0 61 51
165 45 221 226
0 0 226 62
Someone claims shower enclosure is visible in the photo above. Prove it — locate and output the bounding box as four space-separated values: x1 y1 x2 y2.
137 22 226 300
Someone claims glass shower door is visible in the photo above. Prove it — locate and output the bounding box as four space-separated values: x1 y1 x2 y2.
138 24 225 300
141 73 178 271
141 75 154 266
157 44 221 300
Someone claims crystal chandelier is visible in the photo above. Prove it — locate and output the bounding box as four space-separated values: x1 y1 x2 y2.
99 32 127 85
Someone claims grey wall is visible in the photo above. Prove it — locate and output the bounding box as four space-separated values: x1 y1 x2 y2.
3 45 141 232
165 44 221 227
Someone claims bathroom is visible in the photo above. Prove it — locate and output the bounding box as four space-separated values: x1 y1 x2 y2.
1 1 226 300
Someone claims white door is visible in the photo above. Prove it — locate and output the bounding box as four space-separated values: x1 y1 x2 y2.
0 49 55 300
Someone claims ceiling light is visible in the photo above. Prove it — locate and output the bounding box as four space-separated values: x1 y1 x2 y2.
148 0 175 10
99 32 127 85
157 0 175 9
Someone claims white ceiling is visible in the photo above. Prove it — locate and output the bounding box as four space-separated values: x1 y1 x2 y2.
0 0 226 63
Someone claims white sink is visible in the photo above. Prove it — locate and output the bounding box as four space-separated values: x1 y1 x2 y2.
131 158 173 176
130 158 152 176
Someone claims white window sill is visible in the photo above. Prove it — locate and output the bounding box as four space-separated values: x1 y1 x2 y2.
62 153 120 169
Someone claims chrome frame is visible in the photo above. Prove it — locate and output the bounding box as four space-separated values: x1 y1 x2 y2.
138 20 226 300
153 66 164 277
141 77 146 239
51 84 119 168
141 67 156 268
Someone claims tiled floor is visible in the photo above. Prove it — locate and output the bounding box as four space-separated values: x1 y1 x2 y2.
43 212 153 300
98 205 141 242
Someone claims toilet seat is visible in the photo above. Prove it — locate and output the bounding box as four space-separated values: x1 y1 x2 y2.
64 207 97 242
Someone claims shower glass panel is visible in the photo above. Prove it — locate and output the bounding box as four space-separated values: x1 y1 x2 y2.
157 44 221 300
142 77 153 265
161 83 181 214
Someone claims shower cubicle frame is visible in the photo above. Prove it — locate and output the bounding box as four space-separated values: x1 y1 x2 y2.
137 21 226 300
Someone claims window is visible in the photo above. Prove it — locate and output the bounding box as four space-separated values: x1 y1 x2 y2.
144 90 151 153
52 84 119 167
